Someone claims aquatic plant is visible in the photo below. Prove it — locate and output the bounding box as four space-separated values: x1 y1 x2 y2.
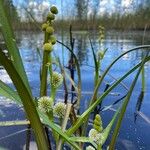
0 1 150 150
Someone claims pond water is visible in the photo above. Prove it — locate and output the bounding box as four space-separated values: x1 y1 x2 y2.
0 30 150 150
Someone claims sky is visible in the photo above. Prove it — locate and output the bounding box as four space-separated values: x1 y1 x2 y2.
13 0 133 8
12 0 133 21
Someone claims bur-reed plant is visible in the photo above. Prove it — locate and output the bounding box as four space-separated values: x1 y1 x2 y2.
0 2 150 150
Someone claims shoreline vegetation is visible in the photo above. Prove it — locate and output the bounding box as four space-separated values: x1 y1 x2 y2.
2 0 150 31
12 18 150 31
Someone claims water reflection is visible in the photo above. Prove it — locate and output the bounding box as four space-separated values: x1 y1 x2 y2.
75 34 89 64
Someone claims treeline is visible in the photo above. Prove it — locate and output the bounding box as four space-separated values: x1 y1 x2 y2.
3 0 150 31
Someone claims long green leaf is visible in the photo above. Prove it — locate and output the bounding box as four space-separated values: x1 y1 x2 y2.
0 50 49 150
89 38 98 70
0 80 21 104
69 137 97 148
0 120 30 126
0 0 31 95
108 53 149 149
101 108 119 145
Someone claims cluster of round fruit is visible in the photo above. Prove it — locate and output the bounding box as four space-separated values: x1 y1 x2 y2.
42 6 58 52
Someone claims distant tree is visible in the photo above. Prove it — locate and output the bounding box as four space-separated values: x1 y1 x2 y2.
136 0 150 19
75 0 89 21
89 0 100 21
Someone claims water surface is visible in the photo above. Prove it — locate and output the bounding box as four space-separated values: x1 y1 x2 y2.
0 30 150 150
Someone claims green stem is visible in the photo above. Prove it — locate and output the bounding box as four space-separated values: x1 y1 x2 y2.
40 32 50 96
40 51 50 96
47 54 59 140
141 65 145 92
49 54 56 101
56 40 81 107
97 144 102 150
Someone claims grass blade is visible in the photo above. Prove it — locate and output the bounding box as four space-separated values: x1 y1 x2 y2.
0 50 49 150
0 0 31 94
0 80 21 104
0 120 30 126
101 108 119 145
108 53 149 149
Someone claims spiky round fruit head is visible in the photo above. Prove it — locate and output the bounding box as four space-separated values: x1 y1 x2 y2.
42 23 49 31
51 72 63 89
38 96 53 113
46 26 54 34
47 12 55 20
53 102 66 118
43 43 53 52
49 36 57 45
50 6 58 14
95 114 101 121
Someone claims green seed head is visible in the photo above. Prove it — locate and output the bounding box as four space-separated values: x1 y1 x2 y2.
94 119 101 126
43 43 53 52
51 72 63 89
93 114 103 132
46 26 54 34
50 6 58 14
38 96 53 113
47 12 55 20
49 36 57 45
53 102 66 118
95 114 101 121
42 23 49 31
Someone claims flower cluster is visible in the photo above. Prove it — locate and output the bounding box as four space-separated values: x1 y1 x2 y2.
51 72 63 89
53 102 66 118
38 96 53 113
89 128 104 146
38 97 66 118
89 129 99 141
42 6 58 52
